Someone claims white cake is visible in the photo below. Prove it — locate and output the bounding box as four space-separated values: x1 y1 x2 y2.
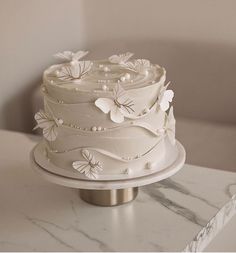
34 51 176 181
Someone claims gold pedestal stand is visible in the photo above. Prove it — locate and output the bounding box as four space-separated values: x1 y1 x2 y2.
79 187 139 206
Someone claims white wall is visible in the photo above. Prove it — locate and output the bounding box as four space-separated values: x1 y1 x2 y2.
1 0 236 132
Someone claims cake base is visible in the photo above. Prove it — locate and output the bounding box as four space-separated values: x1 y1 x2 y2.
80 187 138 206
30 140 185 190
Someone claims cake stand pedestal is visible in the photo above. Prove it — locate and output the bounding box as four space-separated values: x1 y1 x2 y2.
80 187 139 206
30 140 185 206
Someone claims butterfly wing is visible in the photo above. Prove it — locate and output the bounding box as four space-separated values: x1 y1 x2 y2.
158 87 174 112
164 90 174 102
95 98 115 113
122 52 134 63
72 51 89 61
113 83 126 98
72 161 90 173
34 110 58 141
57 61 92 80
34 110 54 129
109 55 120 64
54 51 74 61
135 59 150 73
81 149 94 162
166 106 176 145
85 167 98 180
109 52 133 64
43 124 58 141
120 61 136 72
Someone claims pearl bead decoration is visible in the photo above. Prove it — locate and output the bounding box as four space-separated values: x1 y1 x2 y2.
102 85 108 91
91 126 97 131
55 70 60 76
120 76 126 82
146 162 156 170
70 60 77 66
125 73 131 80
58 119 63 125
103 66 110 72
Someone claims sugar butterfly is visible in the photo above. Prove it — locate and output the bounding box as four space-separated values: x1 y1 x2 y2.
95 83 135 123
158 82 174 111
72 149 103 179
109 52 133 64
33 107 63 141
54 50 89 62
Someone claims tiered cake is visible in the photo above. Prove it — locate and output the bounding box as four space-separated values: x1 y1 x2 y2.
34 51 176 181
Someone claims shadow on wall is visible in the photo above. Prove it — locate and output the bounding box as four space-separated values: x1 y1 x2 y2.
87 39 236 124
2 79 40 133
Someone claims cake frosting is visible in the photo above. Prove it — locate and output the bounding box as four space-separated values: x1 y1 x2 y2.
34 50 176 180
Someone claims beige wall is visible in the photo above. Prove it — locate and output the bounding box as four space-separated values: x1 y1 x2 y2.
1 0 236 132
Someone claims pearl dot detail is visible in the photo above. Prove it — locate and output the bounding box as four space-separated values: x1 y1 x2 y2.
146 162 156 170
102 85 108 91
103 66 110 72
70 60 77 66
124 73 131 80
58 119 63 125
91 126 97 131
97 126 102 131
120 76 126 82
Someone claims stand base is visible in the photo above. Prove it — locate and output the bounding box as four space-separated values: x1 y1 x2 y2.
79 187 139 206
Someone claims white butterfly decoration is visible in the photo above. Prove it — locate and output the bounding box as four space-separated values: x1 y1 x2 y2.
33 110 63 141
54 50 89 62
56 61 92 81
72 149 103 179
121 59 151 74
165 106 176 145
158 83 174 111
109 52 134 64
95 84 135 123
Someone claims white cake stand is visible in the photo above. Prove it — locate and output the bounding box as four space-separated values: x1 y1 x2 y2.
30 140 186 206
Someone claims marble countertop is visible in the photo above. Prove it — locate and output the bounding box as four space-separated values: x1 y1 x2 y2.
0 129 236 251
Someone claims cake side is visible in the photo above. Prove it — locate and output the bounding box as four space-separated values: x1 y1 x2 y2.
34 51 176 180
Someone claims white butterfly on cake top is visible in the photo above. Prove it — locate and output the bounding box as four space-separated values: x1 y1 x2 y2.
109 52 134 64
54 50 89 62
56 61 93 81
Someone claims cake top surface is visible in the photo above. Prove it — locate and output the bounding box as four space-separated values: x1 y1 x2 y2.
43 50 166 92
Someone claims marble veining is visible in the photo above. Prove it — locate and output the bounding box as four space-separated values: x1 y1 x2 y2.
142 185 207 227
156 178 220 209
1 130 236 252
